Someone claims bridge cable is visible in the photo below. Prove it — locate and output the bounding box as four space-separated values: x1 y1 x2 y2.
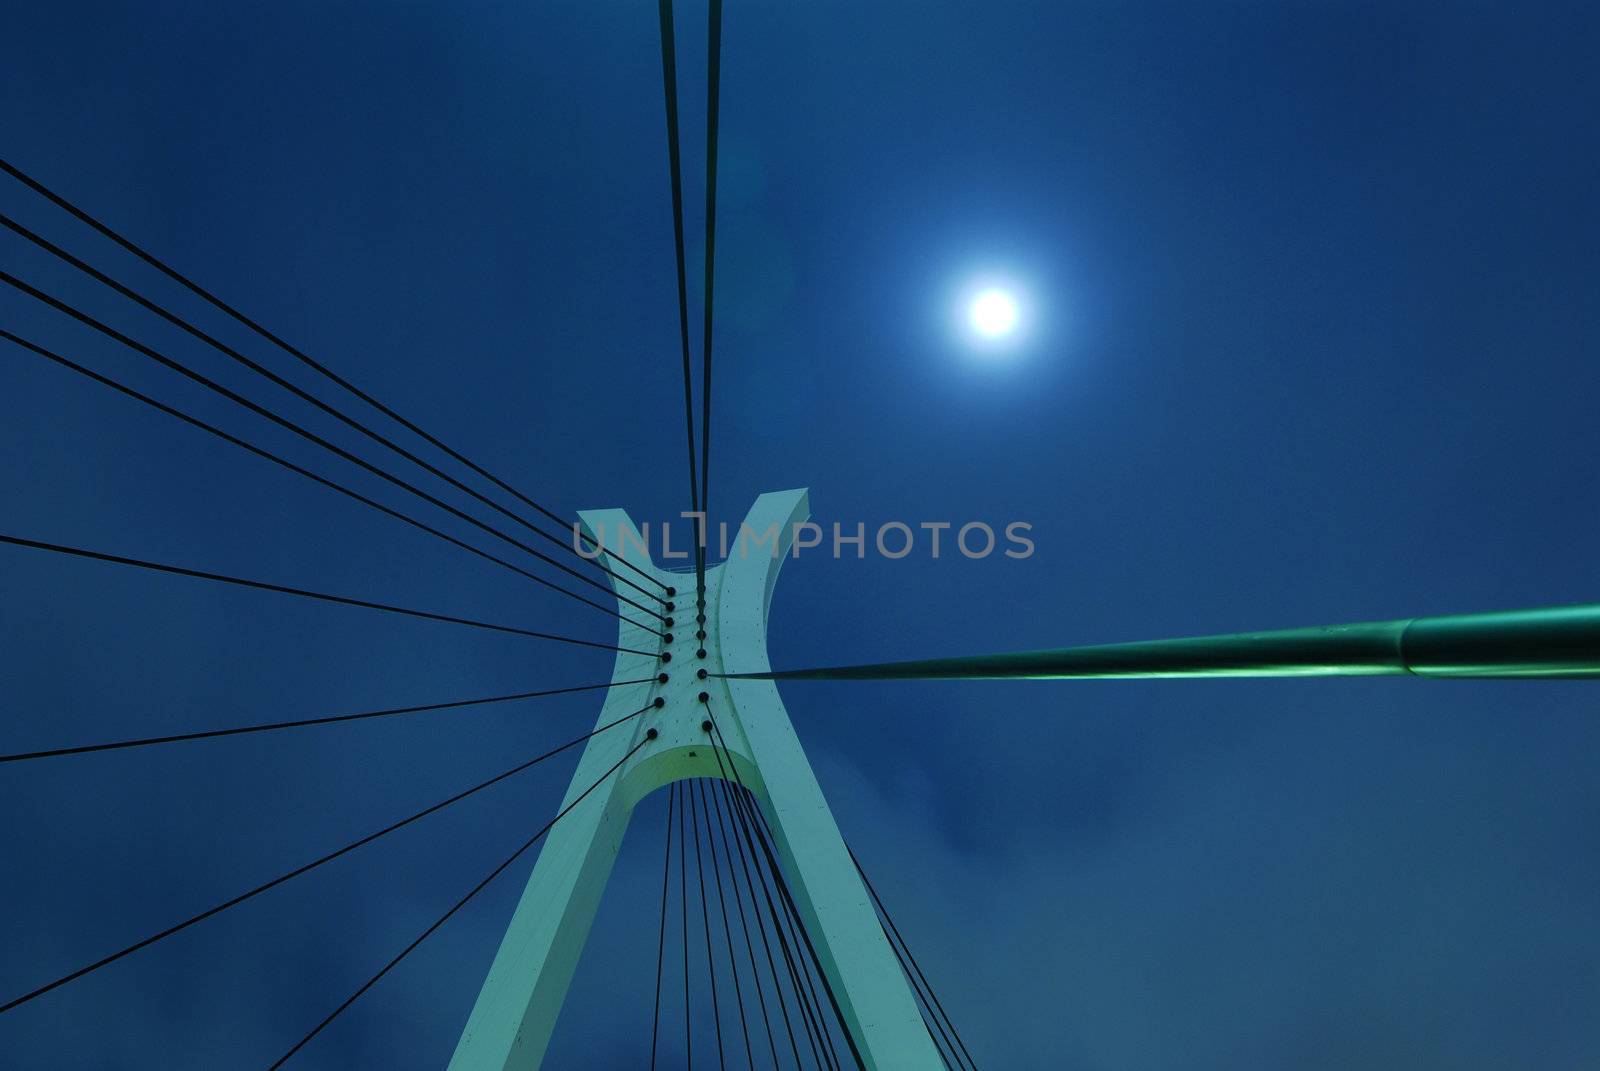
267 730 656 1068
744 803 957 1071
707 778 787 1069
0 677 656 765
651 783 677 1070
0 702 656 1015
732 794 908 1069
680 773 694 1069
862 916 956 1071
691 781 729 1069
694 779 757 1068
0 270 666 623
707 766 806 1069
711 759 835 1070
725 778 829 1070
697 0 723 608
714 759 844 1070
728 780 835 1070
0 330 661 636
654 0 701 550
747 787 846 1071
707 713 866 1070
705 731 835 1069
849 846 978 1070
0 533 658 658
0 213 665 610
0 158 667 596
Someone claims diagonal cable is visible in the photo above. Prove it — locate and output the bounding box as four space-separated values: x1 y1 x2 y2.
724 777 833 1069
0 533 657 658
754 791 845 1071
727 776 959 1071
0 213 662 608
266 729 657 1068
0 329 660 635
0 158 667 596
706 769 790 1069
0 701 657 1015
707 712 865 1070
0 678 655 764
711 755 841 1070
861 903 957 1070
722 774 865 1071
0 269 665 623
850 846 977 1070
706 738 833 1069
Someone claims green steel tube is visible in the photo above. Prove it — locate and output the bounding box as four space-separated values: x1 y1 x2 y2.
728 603 1600 681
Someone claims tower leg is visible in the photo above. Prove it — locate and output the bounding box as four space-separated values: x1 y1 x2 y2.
449 491 941 1069
729 685 942 1070
446 686 643 1070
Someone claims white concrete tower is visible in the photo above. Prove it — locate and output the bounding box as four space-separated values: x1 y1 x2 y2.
448 488 941 1069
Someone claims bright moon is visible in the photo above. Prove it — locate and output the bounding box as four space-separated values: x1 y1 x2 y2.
969 288 1019 338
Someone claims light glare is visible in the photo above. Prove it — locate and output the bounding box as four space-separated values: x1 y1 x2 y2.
969 289 1019 338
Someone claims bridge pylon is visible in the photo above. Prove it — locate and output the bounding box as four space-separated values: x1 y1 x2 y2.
449 488 940 1069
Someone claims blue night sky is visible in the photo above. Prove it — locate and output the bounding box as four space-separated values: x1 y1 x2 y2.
2 2 1598 1068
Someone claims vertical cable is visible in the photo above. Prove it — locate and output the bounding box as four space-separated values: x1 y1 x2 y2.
697 0 724 606
656 0 701 547
680 780 693 1069
691 780 729 1069
652 784 677 1069
696 777 756 1067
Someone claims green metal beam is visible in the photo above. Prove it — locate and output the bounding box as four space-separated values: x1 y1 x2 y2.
727 603 1600 682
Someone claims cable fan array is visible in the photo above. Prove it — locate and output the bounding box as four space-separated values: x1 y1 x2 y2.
0 1 979 1066
11 1 1590 1067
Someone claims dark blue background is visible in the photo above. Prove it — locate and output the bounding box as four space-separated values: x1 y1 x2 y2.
2 2 1597 1067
